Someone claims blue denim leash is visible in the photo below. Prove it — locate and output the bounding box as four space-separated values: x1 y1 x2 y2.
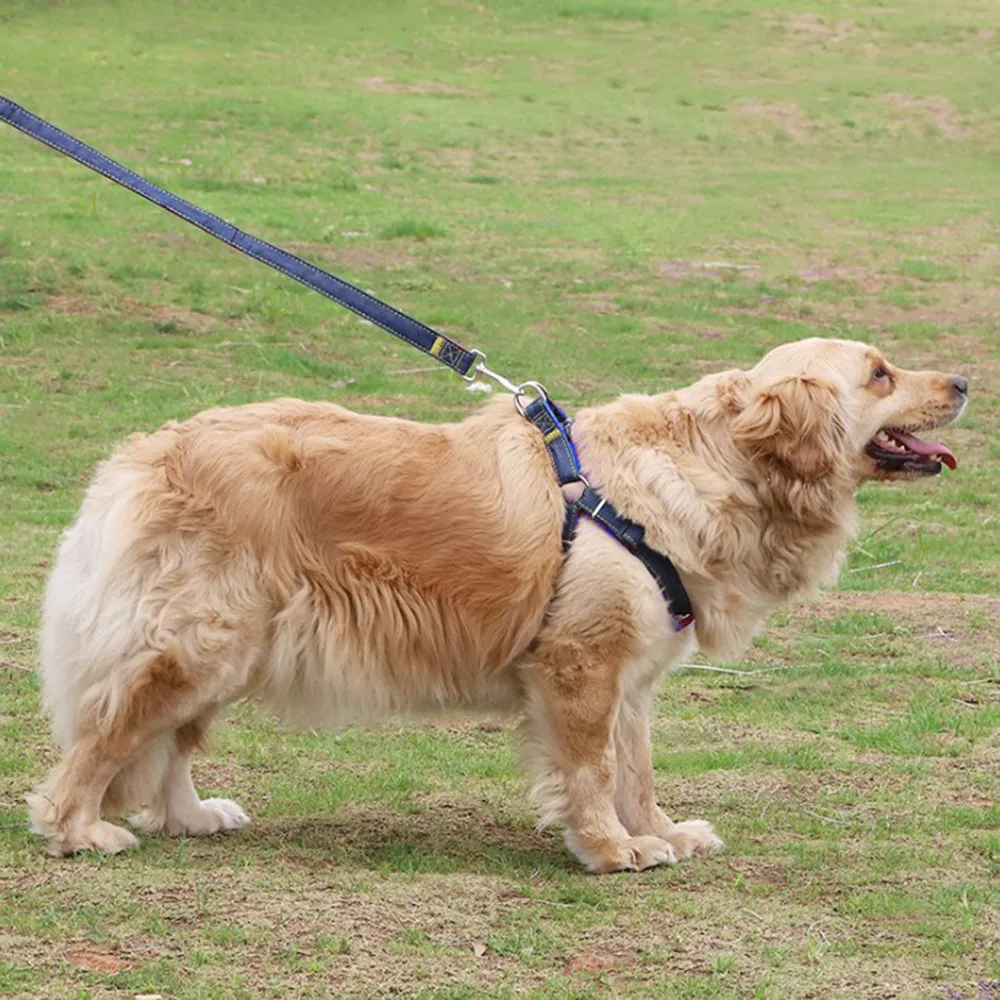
0 94 490 381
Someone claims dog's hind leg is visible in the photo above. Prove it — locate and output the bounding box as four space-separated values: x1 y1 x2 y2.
129 713 250 838
99 730 174 820
28 650 218 856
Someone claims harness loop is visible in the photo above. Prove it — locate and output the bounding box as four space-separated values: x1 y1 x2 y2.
513 380 551 416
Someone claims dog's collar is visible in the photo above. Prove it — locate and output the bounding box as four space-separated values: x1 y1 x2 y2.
521 396 695 632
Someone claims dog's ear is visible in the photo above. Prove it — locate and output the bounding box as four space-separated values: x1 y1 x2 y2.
731 376 846 480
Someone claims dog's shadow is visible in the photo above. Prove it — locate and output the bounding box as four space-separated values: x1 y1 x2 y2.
173 800 576 877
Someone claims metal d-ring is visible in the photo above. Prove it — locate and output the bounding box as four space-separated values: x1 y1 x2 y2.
513 380 551 416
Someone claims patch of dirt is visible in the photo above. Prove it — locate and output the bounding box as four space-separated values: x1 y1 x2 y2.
117 933 164 964
879 92 967 139
141 231 189 247
63 946 129 974
359 77 471 97
785 592 1000 664
0 627 32 645
731 222 999 333
18 860 566 999
797 264 883 292
439 0 499 16
725 857 792 890
152 305 219 333
570 291 620 314
731 292 997 335
782 13 856 44
563 947 630 974
46 294 97 316
116 298 222 334
738 101 815 143
798 591 999 623
425 144 479 174
336 247 415 271
431 717 513 738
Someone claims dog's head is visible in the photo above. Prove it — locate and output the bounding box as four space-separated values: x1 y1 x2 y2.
731 338 967 484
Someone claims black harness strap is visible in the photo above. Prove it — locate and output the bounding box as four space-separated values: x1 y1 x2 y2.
575 488 695 628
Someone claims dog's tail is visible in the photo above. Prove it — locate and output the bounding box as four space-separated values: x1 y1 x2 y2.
36 451 175 818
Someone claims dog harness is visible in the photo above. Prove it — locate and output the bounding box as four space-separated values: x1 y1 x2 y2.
521 395 695 632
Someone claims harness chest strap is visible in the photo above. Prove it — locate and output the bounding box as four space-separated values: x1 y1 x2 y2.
520 397 695 632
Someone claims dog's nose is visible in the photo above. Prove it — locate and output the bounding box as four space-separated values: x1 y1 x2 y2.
951 375 969 397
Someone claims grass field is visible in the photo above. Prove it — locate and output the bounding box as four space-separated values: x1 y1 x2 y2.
1 1 998 997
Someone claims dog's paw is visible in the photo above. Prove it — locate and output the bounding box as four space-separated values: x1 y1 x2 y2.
48 820 139 857
664 819 724 859
128 805 166 834
587 835 678 874
165 798 251 837
28 790 139 856
26 788 57 838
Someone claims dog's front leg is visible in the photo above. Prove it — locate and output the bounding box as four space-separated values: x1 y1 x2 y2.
521 642 677 874
614 686 724 860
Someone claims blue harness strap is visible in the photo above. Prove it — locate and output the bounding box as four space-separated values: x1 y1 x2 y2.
0 95 480 379
523 396 695 632
520 396 581 486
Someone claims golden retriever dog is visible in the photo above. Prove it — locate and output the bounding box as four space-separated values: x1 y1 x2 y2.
28 337 966 872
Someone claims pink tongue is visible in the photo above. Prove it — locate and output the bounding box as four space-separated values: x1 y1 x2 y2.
888 431 957 470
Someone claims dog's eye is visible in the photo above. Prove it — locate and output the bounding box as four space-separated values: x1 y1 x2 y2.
872 365 889 382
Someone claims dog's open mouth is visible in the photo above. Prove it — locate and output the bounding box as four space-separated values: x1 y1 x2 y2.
865 428 957 476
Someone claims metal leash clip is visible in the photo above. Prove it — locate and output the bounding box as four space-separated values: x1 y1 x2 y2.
463 351 552 417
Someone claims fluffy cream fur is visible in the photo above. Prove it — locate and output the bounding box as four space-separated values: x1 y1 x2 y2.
29 337 965 871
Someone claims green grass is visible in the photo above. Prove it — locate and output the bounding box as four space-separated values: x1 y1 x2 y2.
378 219 450 240
1 0 998 997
